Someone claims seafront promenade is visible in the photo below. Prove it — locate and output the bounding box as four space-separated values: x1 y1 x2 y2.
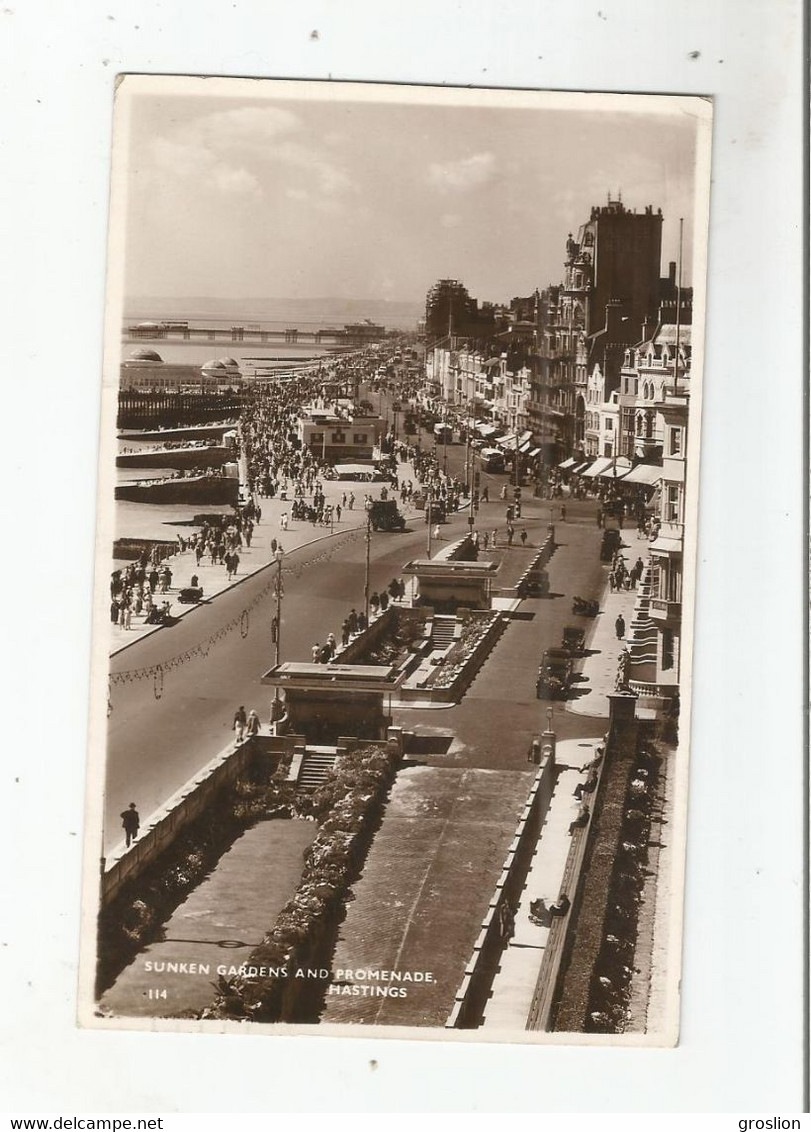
109 459 426 655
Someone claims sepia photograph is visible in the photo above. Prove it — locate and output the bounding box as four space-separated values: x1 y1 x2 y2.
78 75 712 1043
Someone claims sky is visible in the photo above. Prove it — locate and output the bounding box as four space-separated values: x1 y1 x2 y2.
122 84 704 307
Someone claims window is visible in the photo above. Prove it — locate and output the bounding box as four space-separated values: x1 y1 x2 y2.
661 629 675 671
669 427 682 455
605 418 613 431
311 432 324 444
332 431 346 443
665 484 681 523
353 433 367 444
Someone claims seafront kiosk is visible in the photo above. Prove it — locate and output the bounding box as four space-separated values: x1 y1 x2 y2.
261 662 401 742
401 558 499 612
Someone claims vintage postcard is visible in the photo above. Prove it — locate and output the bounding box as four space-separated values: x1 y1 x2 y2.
79 75 712 1044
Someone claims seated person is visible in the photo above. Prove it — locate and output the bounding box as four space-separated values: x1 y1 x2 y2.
549 893 571 916
568 805 590 835
529 897 548 922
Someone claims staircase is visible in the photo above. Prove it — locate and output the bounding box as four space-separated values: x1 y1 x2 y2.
431 615 457 650
296 746 338 792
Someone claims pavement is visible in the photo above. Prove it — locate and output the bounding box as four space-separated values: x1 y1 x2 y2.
566 526 652 718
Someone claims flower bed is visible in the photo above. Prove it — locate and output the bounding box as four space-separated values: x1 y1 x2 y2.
422 611 500 690
200 741 399 1023
362 608 430 666
551 727 663 1033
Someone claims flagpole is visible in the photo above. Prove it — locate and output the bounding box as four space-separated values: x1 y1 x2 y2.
674 217 683 397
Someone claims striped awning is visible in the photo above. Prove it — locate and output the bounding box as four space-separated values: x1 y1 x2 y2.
621 463 664 486
558 457 577 469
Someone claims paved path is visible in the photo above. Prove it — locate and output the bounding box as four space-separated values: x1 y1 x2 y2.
100 819 315 1017
566 528 652 717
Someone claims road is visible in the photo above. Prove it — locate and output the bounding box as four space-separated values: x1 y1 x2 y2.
106 495 493 851
104 389 603 854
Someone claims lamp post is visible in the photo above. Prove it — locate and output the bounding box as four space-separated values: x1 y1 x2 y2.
273 546 284 667
426 485 433 559
364 498 372 624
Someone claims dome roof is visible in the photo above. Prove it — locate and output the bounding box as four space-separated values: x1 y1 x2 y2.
135 321 161 329
129 347 163 362
218 357 241 369
201 359 227 372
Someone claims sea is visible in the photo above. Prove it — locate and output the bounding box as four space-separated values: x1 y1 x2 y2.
113 296 422 556
122 296 422 370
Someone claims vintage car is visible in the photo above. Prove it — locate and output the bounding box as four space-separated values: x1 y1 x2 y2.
536 647 574 699
368 499 406 532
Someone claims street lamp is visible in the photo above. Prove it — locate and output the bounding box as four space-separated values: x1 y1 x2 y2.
364 498 373 623
426 485 433 559
273 547 284 665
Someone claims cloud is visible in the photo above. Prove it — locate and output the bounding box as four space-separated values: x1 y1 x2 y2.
427 152 496 193
146 106 354 203
149 137 261 198
195 105 300 147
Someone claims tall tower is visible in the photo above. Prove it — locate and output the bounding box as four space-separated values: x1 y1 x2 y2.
577 198 664 342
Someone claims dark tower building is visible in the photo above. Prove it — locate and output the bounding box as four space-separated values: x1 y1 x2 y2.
576 197 664 342
424 279 480 343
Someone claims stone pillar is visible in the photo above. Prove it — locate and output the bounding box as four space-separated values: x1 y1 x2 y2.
608 691 637 727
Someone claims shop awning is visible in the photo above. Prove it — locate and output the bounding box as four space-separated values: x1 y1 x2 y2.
572 461 591 474
596 457 632 479
496 433 518 448
580 457 614 478
519 430 533 445
621 463 664 486
528 447 542 457
558 457 577 470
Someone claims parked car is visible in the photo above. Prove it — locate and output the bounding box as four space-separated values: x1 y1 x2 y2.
562 625 586 654
536 647 574 699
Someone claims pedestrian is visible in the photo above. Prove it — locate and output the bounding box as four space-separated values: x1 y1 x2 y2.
615 614 626 641
370 592 380 616
233 705 247 743
120 803 140 848
507 526 514 547
123 604 132 631
561 504 567 521
341 620 350 647
596 508 603 528
379 590 389 612
520 528 528 546
326 632 337 658
608 571 616 593
246 710 261 737
231 553 240 576
312 642 322 662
